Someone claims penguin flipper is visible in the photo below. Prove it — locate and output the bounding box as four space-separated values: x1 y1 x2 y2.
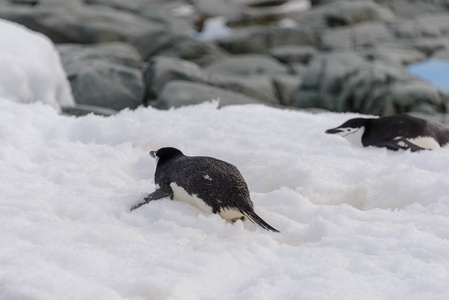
243 211 280 233
379 139 426 152
130 188 173 211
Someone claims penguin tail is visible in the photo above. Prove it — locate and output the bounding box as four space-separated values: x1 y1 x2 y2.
244 211 280 233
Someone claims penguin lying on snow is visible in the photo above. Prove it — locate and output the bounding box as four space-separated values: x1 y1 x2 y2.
131 147 279 232
325 114 449 151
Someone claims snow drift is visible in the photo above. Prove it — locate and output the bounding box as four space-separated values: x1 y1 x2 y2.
1 99 449 299
0 19 74 111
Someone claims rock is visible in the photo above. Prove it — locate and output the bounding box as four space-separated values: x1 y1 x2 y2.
272 75 302 106
58 41 144 111
292 1 394 32
84 0 196 34
216 26 317 54
269 45 317 64
204 54 289 76
0 2 164 43
321 22 394 50
57 42 142 69
155 80 265 109
144 56 279 104
382 81 442 115
290 62 308 75
57 42 144 111
61 104 118 116
377 0 449 17
61 58 143 111
412 38 449 57
128 30 226 67
224 1 309 28
295 51 443 115
359 43 426 66
433 49 449 60
190 0 239 18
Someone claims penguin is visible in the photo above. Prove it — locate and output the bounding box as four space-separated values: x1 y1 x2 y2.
131 147 279 232
325 114 449 151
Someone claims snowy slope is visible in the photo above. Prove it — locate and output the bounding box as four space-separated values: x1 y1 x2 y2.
1 99 449 300
0 19 74 111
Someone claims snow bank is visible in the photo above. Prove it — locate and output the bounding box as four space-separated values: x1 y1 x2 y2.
1 99 449 299
0 19 74 111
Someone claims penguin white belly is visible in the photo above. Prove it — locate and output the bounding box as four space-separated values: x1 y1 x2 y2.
403 136 441 149
169 182 244 220
170 182 213 214
218 207 244 220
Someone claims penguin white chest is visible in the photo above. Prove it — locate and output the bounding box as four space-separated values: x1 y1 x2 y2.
169 182 244 220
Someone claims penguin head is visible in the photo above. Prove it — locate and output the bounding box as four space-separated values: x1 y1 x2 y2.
326 118 367 146
150 147 184 163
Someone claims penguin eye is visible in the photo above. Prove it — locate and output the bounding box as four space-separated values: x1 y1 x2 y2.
347 128 352 132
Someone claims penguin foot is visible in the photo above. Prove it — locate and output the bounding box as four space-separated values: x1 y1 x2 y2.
232 216 245 223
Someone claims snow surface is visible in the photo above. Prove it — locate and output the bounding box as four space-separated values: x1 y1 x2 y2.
1 99 449 299
0 19 74 111
407 58 449 91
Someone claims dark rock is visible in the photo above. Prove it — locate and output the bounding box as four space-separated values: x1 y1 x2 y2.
359 44 426 66
292 1 394 32
412 38 449 57
321 22 394 50
67 60 143 111
382 81 442 115
377 0 449 17
156 80 265 109
61 104 118 116
204 54 289 76
0 2 164 44
128 30 226 67
84 0 196 34
216 26 317 54
269 45 317 64
295 51 443 116
58 42 145 111
57 42 142 69
144 56 279 104
272 75 302 106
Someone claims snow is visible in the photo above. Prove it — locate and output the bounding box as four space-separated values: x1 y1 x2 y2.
0 19 74 111
407 58 449 91
1 98 449 299
2 14 449 300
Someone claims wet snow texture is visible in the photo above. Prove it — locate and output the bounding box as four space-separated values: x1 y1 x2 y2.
1 100 449 300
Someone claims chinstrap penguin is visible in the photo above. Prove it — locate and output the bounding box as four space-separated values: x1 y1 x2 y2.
325 114 449 151
131 147 279 232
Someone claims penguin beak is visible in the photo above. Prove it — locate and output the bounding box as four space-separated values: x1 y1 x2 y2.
325 128 342 134
149 151 156 158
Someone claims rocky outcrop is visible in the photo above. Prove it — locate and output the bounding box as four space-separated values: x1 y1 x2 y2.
2 0 449 120
295 51 444 115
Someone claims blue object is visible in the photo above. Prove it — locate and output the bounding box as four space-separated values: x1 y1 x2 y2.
407 58 449 91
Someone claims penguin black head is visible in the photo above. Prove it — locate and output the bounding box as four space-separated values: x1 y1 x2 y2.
325 118 366 136
150 147 183 163
325 118 367 146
